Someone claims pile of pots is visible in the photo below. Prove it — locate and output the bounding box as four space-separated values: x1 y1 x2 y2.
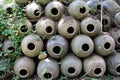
1 0 120 79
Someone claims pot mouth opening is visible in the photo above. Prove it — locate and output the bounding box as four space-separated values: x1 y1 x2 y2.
79 6 86 14
27 43 35 50
34 9 40 17
20 25 28 33
93 67 102 76
68 67 76 74
117 37 120 44
8 46 14 50
46 26 53 33
51 8 59 16
19 69 28 77
104 42 111 50
97 4 101 10
116 65 120 74
53 46 62 54
82 43 89 51
102 19 108 26
6 7 13 14
67 27 74 34
43 72 52 79
86 24 95 32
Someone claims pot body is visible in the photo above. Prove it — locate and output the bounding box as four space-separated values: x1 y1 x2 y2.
71 34 94 58
46 35 69 59
83 54 106 77
37 58 59 80
14 56 35 78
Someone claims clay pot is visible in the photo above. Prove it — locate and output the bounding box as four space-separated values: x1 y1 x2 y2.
106 52 120 76
102 14 113 32
26 2 42 21
37 58 59 80
81 17 102 37
71 34 94 58
103 0 120 16
114 12 120 27
87 0 101 11
61 54 82 78
46 35 69 59
36 0 51 5
36 17 56 39
109 28 120 48
83 54 106 77
58 16 80 39
18 19 32 35
15 0 29 4
14 56 35 78
45 1 65 20
68 0 89 20
21 34 44 57
94 32 115 56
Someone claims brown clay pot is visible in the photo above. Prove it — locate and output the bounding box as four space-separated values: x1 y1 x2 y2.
94 32 115 56
61 54 82 78
71 34 94 58
18 19 32 35
14 56 35 78
109 28 120 48
26 2 42 21
80 17 102 37
68 0 89 20
106 52 120 76
21 34 44 57
58 16 80 39
37 58 59 80
35 17 56 39
45 1 65 20
83 54 106 77
36 0 51 5
46 35 69 59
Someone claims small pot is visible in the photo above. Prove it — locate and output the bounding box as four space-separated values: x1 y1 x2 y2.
37 58 59 80
106 52 120 76
68 0 89 20
81 17 102 37
58 16 80 39
45 1 65 20
14 56 35 78
83 54 106 77
94 32 115 56
36 17 56 39
61 53 82 78
21 34 44 57
71 34 94 58
26 2 42 21
46 35 69 59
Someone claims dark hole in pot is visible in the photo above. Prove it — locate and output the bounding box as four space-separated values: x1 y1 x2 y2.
46 26 52 33
8 47 14 50
117 37 120 44
104 42 111 49
6 7 13 14
94 68 102 75
87 24 94 32
51 8 58 15
44 72 52 79
116 65 120 73
102 19 108 26
68 67 75 74
97 4 101 10
79 6 86 14
53 46 61 54
27 43 35 50
19 69 27 76
67 27 74 34
20 25 28 32
82 44 89 51
34 10 40 16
